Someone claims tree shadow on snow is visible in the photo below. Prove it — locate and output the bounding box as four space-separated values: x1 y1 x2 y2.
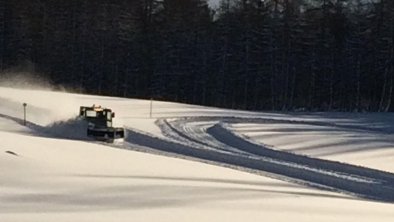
0 174 355 213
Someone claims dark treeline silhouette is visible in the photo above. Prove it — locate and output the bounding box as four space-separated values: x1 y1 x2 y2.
0 0 393 112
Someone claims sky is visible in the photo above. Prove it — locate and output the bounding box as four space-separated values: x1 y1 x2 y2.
208 0 220 8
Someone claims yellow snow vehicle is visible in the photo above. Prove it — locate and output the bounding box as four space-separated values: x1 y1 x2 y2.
79 105 124 142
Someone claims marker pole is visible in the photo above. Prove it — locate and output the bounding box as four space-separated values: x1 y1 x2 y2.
150 98 153 118
23 103 27 125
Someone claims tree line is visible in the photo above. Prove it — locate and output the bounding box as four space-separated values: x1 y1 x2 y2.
0 0 393 112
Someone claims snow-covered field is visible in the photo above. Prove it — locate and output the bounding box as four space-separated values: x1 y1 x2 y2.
1 86 394 222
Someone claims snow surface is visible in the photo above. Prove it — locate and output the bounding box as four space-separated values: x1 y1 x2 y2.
1 86 394 221
229 114 394 172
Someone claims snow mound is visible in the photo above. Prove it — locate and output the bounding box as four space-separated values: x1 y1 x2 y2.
41 117 90 141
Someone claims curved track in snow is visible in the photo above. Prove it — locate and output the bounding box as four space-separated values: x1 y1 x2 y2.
125 116 394 203
3 111 394 203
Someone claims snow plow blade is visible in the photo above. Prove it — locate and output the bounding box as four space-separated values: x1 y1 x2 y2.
87 127 125 142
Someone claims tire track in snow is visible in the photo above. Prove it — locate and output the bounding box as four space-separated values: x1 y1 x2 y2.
165 116 394 186
4 110 394 202
158 119 250 156
125 117 394 203
167 116 392 135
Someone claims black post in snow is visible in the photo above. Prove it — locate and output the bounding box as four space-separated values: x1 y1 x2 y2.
150 98 153 118
23 103 27 126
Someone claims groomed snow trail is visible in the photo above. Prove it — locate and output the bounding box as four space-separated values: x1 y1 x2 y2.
2 107 394 203
125 116 394 203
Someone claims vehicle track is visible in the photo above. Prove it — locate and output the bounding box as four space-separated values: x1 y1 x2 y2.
125 116 394 203
158 118 250 156
3 111 394 202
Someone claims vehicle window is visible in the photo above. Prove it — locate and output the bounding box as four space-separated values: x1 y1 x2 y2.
86 110 97 117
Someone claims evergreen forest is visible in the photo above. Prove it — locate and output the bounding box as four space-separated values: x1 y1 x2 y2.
0 0 393 112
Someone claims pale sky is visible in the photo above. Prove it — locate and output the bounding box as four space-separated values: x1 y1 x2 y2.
208 0 220 8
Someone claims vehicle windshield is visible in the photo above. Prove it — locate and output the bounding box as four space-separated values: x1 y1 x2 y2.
85 110 97 117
